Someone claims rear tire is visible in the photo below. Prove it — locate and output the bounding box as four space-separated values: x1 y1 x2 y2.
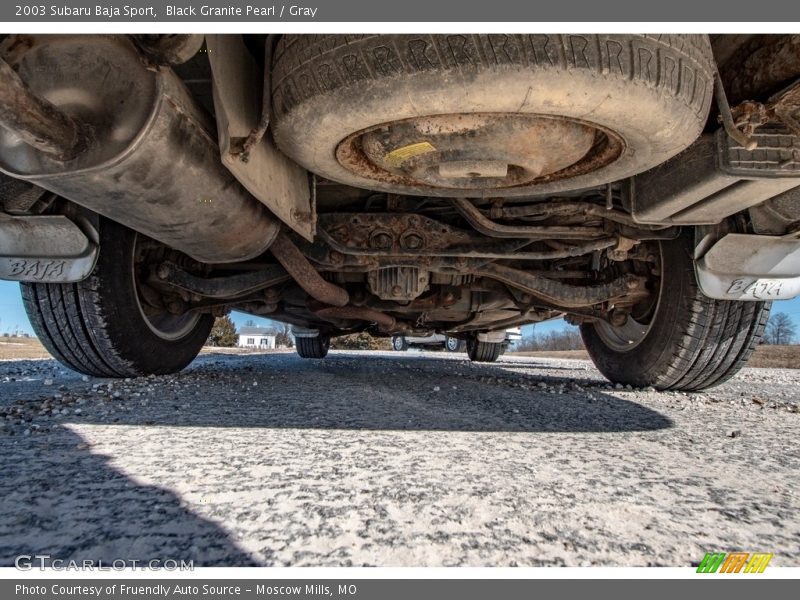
296 335 330 358
21 218 213 378
445 336 465 352
580 231 771 391
466 338 503 362
392 336 409 351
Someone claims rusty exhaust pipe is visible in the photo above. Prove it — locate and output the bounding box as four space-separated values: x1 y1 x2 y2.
269 234 350 307
0 58 89 161
314 306 409 333
0 35 279 264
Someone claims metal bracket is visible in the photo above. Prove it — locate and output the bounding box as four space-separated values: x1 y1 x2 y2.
205 35 314 241
714 68 758 151
473 262 648 308
153 261 290 299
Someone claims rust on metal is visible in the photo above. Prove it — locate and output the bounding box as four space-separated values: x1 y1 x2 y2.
367 266 429 301
133 35 205 66
0 57 89 161
473 262 649 308
270 233 350 307
488 200 670 229
0 35 281 264
317 225 617 262
320 212 473 253
317 211 618 262
359 113 595 189
152 261 291 299
714 68 758 151
728 80 800 137
313 306 409 333
453 198 608 239
335 112 624 194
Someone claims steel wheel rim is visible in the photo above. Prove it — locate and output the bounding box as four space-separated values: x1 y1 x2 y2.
132 234 201 341
593 245 663 353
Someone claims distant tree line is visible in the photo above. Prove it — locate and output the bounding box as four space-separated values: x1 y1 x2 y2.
513 325 584 352
206 310 798 351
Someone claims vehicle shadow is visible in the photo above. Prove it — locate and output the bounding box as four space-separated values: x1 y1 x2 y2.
0 419 259 566
43 352 671 434
0 352 672 567
4 353 674 434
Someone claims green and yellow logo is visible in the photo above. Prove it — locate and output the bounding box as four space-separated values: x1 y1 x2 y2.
696 552 773 573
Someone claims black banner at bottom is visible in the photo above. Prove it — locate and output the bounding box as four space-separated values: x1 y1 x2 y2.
2 579 795 600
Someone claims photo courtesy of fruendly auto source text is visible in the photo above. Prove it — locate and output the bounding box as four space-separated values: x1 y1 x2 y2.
0 0 798 597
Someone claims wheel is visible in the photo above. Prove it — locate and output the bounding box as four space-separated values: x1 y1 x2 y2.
272 34 714 198
466 338 503 362
445 336 465 352
296 335 330 358
580 231 771 391
21 218 213 378
392 336 409 351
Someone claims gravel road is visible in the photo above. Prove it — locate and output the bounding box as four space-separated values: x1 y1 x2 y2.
1 350 798 567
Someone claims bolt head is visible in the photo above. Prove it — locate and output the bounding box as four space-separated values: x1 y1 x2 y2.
369 232 393 250
401 233 424 250
609 309 628 327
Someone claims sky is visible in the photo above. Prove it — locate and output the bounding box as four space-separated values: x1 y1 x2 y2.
3 279 800 339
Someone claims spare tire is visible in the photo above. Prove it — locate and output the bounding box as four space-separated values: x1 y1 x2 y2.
272 34 715 198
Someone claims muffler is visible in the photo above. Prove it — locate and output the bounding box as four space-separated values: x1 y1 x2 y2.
0 35 279 264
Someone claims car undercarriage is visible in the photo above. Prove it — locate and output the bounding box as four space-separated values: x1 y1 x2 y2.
0 33 798 388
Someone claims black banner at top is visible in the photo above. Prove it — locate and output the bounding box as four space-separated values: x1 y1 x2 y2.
2 0 800 23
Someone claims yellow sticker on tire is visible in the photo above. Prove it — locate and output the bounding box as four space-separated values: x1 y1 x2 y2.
383 141 437 167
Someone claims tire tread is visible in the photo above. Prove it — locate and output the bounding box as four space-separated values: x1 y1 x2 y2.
20 219 212 378
467 339 502 363
581 233 770 392
273 34 714 119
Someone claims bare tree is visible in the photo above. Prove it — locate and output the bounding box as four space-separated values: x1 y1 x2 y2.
275 322 294 348
764 312 797 345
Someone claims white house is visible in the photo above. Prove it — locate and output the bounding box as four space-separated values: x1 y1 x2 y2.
237 326 277 349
